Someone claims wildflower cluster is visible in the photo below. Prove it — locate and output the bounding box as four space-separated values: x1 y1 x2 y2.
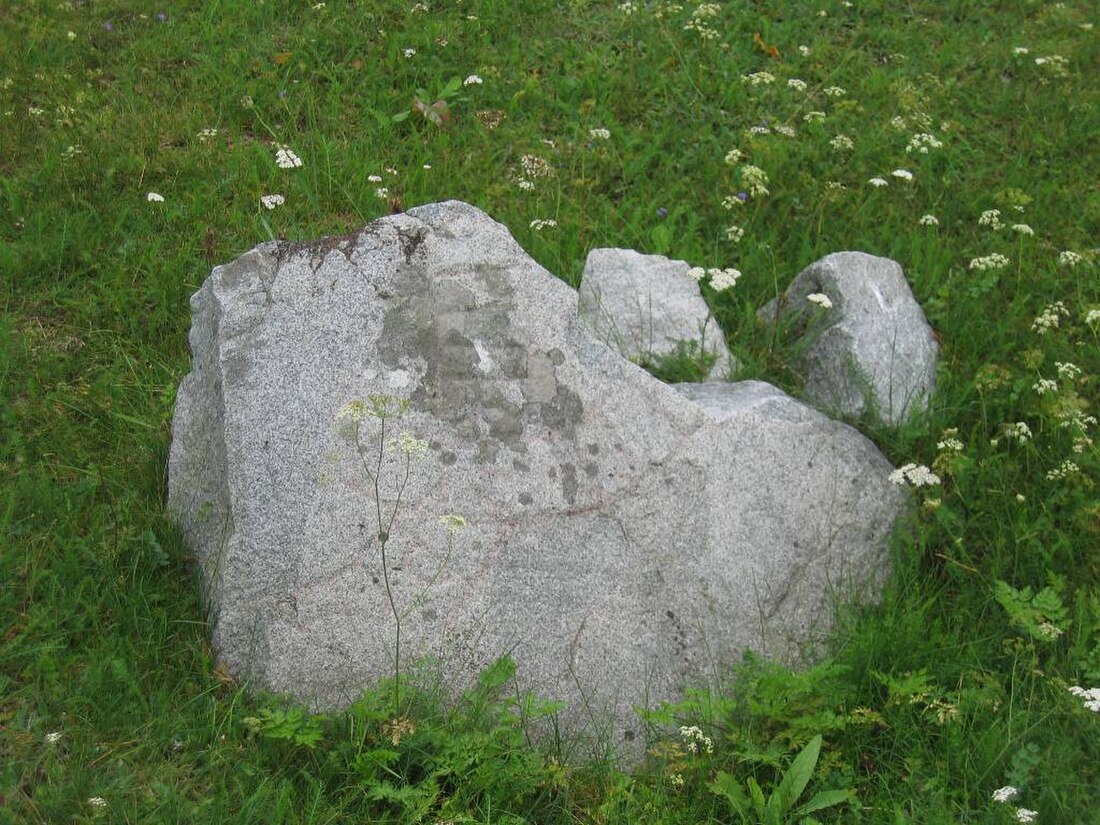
742 71 775 86
829 134 854 151
888 463 941 487
979 209 1003 230
991 786 1037 823
740 164 769 197
1031 301 1069 334
275 145 303 169
683 3 721 40
906 132 943 153
1068 685 1100 712
969 253 1010 271
678 725 713 755
1058 250 1084 267
689 266 741 292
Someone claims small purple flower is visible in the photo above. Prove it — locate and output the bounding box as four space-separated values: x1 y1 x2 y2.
656 207 668 219
102 21 114 32
737 192 748 202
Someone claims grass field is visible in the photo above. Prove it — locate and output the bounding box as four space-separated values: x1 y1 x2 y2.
2 1 1098 822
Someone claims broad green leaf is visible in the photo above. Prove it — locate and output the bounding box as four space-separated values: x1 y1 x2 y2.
748 777 767 817
708 770 750 811
793 788 852 817
776 734 822 810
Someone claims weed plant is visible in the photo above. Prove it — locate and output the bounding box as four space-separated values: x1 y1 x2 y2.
1 1 1097 823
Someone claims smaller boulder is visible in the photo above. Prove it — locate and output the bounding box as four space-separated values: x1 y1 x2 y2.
579 248 734 381
759 251 937 425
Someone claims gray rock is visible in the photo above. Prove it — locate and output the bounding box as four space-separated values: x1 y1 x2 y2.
169 202 902 760
579 248 734 381
759 252 938 425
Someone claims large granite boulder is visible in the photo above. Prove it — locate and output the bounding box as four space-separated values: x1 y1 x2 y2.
168 201 902 758
578 248 734 380
759 252 938 425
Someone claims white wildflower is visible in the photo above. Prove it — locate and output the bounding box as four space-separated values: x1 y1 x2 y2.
1046 459 1079 480
743 71 776 86
374 187 390 199
196 127 219 142
749 125 771 136
890 115 907 130
589 127 611 140
906 132 943 153
741 164 769 197
1058 250 1084 267
829 134 854 151
260 194 285 210
891 168 914 182
723 147 744 165
1005 422 1032 443
515 178 535 191
336 400 367 422
618 1 638 13
520 154 554 178
707 267 741 292
1087 309 1100 325
803 111 826 123
799 45 810 56
725 225 744 243
1055 361 1081 380
868 177 889 187
146 191 165 202
87 798 107 808
463 74 483 86
390 432 428 460
1013 47 1029 55
275 146 303 169
1015 809 1037 824
919 214 939 226
1037 621 1062 640
774 124 796 137
1032 378 1057 395
404 47 417 58
806 292 833 309
1011 223 1034 236
1068 685 1100 712
1032 301 1069 333
787 78 807 91
529 218 557 230
368 174 383 183
889 463 941 488
992 786 1019 803
969 253 1009 271
45 731 62 744
823 86 846 97
978 209 1003 230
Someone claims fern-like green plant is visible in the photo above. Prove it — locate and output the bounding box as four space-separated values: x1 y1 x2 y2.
708 735 851 825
